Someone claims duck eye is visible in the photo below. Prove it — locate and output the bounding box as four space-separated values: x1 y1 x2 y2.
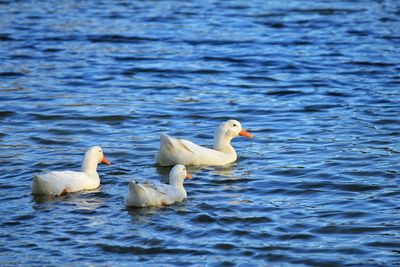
233 124 237 127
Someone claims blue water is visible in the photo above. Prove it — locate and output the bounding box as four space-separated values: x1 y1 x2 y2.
1 0 400 266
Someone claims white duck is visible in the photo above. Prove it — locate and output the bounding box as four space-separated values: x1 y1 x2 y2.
155 119 253 166
126 164 192 207
32 146 111 196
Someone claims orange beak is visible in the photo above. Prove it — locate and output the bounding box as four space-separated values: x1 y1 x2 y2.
186 173 193 179
101 155 111 165
239 129 253 138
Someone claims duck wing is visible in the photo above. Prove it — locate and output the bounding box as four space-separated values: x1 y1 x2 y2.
160 133 198 154
142 180 168 195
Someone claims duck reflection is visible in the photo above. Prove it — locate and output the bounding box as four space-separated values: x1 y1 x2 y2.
154 162 239 182
212 162 237 177
32 188 106 210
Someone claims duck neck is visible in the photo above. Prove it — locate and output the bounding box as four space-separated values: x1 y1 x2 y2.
169 176 185 191
171 180 184 189
213 130 235 153
81 155 99 175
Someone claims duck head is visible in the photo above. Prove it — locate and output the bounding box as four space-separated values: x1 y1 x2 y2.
213 119 253 152
170 164 192 187
82 146 111 173
88 146 111 165
214 119 253 145
222 119 253 139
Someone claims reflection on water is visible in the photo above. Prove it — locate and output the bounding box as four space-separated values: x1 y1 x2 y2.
154 163 239 182
154 164 173 180
126 206 165 222
32 189 105 209
212 163 237 177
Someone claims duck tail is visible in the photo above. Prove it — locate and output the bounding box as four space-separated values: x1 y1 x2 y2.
156 133 177 166
160 132 175 149
126 180 147 207
128 180 146 194
32 174 48 195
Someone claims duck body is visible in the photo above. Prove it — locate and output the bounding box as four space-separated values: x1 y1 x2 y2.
32 171 100 196
156 119 252 166
126 165 191 207
32 146 111 196
156 134 237 166
126 180 186 207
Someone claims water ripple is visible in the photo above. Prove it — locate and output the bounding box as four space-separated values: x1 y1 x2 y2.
1 0 399 266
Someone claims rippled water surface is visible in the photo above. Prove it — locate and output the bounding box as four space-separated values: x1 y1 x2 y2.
1 0 400 266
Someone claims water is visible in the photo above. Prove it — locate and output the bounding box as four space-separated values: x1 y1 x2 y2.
1 0 400 266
